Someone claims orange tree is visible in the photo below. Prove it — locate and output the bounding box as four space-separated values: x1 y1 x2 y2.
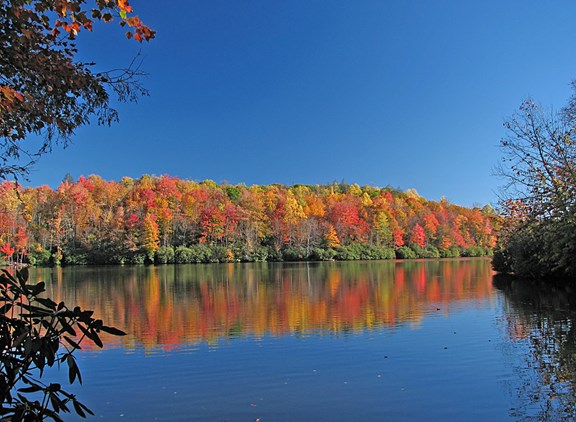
0 0 154 179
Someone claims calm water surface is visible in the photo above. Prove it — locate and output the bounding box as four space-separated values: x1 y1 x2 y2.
29 259 576 421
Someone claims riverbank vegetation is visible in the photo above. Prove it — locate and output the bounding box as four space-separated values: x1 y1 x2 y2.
494 94 576 284
0 177 497 266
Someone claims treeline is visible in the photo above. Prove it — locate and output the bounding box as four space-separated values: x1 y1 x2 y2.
0 176 498 265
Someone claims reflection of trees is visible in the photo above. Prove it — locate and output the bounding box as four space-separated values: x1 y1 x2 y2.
493 275 576 420
33 259 495 350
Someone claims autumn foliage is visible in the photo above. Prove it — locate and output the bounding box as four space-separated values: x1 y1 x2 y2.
0 176 498 265
0 0 154 179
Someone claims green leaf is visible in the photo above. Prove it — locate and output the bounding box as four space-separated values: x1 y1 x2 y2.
0 303 12 314
13 330 28 348
16 268 28 285
73 399 87 418
78 324 103 347
99 325 126 336
67 355 82 384
119 9 127 19
73 399 94 418
30 281 46 297
59 318 77 336
90 330 103 348
18 384 43 393
63 336 82 350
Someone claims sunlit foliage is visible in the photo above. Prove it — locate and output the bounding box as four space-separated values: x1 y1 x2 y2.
0 177 497 265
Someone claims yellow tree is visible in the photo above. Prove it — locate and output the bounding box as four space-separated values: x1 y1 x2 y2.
284 191 306 246
324 224 340 248
142 213 160 258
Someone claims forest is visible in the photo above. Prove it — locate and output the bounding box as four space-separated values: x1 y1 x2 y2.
0 175 498 266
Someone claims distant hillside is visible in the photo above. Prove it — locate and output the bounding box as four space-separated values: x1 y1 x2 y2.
0 175 498 265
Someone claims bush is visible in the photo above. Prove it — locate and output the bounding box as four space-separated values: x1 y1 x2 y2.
154 246 175 264
282 246 308 261
310 247 336 261
362 245 395 260
127 252 147 265
422 245 440 258
450 246 461 258
49 252 61 267
333 244 396 261
27 247 51 266
438 247 461 258
61 251 89 266
253 246 270 262
410 245 426 258
492 248 513 273
174 246 193 264
396 246 417 259
236 245 270 262
462 246 485 257
209 245 231 263
267 248 283 261
495 224 562 279
334 245 361 260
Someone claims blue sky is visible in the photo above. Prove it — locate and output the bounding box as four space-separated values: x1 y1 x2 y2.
23 1 576 207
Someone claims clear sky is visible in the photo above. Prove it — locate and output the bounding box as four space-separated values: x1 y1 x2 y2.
22 0 576 207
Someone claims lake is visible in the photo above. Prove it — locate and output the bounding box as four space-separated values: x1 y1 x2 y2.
28 259 576 421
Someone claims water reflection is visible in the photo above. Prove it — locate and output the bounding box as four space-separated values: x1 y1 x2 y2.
493 275 576 420
30 259 495 351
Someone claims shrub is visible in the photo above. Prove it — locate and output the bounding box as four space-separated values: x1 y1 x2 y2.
362 245 395 260
282 246 308 261
127 252 147 265
492 248 513 273
423 245 440 258
174 246 193 264
253 246 270 262
154 246 175 264
236 245 269 262
334 245 361 260
462 246 485 257
61 251 89 266
438 248 452 258
450 246 461 257
396 246 417 259
410 245 426 258
27 247 51 266
310 247 336 261
209 245 230 263
267 248 283 261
